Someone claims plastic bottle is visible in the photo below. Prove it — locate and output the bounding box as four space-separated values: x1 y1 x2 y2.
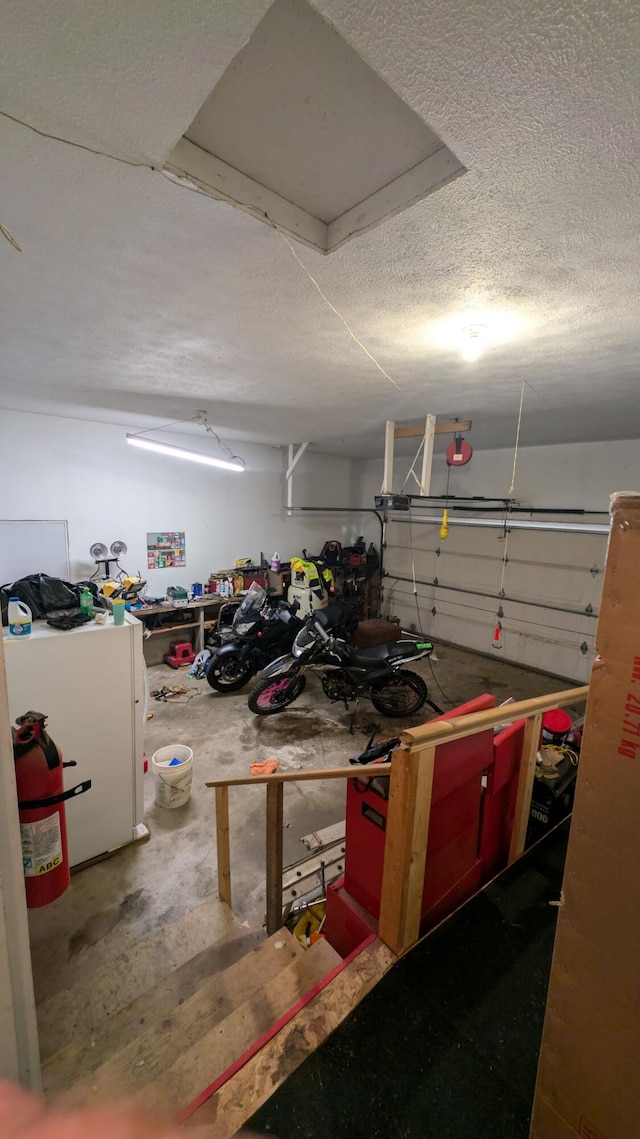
79 588 94 617
8 597 32 638
271 551 281 572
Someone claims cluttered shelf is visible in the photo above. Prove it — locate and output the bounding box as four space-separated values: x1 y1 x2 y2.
144 622 199 637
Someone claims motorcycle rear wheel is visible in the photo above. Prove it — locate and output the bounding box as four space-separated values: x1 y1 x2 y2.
248 675 307 715
206 656 255 692
370 669 427 717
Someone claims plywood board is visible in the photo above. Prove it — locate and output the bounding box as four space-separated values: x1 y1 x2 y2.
185 939 396 1137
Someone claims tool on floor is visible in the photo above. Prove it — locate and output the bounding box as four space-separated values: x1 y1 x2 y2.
150 685 200 703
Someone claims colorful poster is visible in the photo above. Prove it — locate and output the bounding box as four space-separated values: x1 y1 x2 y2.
147 531 186 570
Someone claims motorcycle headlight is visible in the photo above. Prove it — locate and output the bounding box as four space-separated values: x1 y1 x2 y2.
293 626 315 656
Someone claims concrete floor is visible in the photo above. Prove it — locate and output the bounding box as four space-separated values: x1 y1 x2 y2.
27 644 580 1006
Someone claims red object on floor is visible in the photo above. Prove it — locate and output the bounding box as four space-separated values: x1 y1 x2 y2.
164 641 196 668
542 707 572 743
143 758 149 774
325 877 378 958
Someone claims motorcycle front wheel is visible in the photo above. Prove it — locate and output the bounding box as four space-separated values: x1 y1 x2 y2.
370 669 427 717
206 656 255 692
248 674 307 715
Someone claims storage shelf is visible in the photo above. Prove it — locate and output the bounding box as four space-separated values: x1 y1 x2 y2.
145 622 199 636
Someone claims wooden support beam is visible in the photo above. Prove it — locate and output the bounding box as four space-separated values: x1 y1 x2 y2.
207 764 393 789
378 744 436 955
402 686 588 751
394 419 472 440
215 786 232 908
266 782 284 935
381 420 395 494
508 712 543 863
286 442 309 512
419 414 436 496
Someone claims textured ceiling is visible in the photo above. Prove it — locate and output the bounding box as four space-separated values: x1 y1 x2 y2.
0 0 639 456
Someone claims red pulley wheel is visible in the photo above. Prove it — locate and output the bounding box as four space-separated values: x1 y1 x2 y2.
446 439 473 466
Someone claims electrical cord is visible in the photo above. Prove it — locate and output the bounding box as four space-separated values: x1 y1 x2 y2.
428 656 458 708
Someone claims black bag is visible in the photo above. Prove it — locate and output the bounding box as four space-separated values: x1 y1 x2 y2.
1 574 81 625
320 540 342 565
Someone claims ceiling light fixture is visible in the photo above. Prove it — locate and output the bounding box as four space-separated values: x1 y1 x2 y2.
460 324 488 362
125 411 246 472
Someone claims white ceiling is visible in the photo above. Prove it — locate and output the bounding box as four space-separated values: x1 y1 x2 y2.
1 0 639 457
183 0 457 229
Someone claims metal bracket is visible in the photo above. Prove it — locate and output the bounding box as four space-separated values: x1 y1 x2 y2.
580 641 589 655
18 779 92 811
585 603 593 615
590 564 599 577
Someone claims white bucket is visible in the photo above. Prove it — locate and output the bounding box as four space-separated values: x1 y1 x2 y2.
152 745 194 809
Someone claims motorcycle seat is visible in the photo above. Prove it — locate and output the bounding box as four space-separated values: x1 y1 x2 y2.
348 640 426 667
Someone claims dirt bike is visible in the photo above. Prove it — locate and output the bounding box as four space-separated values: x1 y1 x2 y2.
248 607 440 719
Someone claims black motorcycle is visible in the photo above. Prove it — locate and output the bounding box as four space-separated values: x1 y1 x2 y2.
206 583 304 692
248 608 438 719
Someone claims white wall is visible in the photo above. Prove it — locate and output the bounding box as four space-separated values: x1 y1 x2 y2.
0 636 40 1086
0 409 376 593
363 440 640 681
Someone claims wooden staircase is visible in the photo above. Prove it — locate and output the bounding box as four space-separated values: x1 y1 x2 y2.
39 899 344 1129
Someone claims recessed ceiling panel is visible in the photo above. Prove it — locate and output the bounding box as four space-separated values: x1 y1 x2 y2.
166 0 465 251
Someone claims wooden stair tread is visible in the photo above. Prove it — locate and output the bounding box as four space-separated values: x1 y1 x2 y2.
185 938 396 1138
60 935 341 1116
42 924 271 1096
37 899 241 1061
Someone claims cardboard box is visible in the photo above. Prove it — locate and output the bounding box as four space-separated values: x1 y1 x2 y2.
530 493 640 1139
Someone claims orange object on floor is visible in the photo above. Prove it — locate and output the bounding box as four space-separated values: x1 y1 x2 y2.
250 759 279 776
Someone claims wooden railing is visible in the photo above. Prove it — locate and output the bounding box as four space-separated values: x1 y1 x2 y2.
207 685 588 953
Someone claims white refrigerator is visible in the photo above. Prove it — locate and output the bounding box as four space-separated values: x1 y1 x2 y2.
3 613 147 867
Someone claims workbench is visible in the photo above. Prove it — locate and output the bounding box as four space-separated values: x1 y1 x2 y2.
132 597 227 665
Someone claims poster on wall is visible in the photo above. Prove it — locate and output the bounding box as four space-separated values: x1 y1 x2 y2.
147 531 186 570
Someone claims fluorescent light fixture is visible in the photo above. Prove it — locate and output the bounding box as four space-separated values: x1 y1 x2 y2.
126 434 245 471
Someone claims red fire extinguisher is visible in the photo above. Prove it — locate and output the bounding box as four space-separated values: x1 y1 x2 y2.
12 711 91 908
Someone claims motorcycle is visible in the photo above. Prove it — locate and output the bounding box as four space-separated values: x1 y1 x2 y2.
247 608 440 719
206 583 305 692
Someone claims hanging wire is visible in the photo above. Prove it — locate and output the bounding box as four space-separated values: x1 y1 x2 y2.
276 228 403 393
0 221 22 252
127 411 246 468
493 382 526 647
498 381 526 596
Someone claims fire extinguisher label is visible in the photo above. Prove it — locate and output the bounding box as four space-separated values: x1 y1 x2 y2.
20 815 63 877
